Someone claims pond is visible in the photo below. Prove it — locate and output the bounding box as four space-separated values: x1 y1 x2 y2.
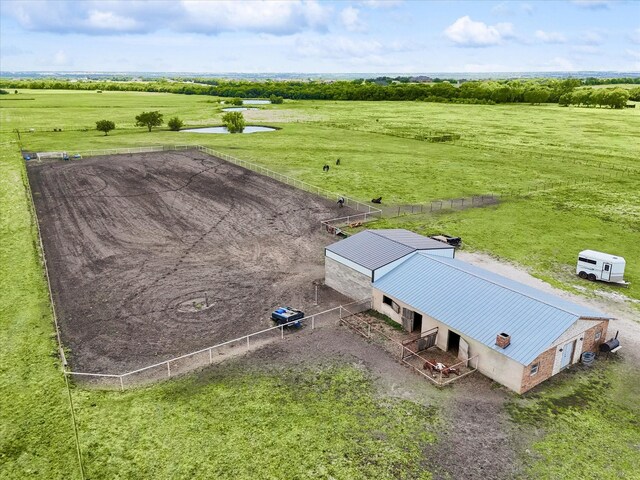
181 126 277 134
242 99 270 105
221 107 258 112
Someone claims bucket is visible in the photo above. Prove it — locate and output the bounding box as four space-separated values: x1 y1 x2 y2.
582 351 596 366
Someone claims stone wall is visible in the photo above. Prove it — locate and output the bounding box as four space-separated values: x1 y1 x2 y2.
324 256 372 300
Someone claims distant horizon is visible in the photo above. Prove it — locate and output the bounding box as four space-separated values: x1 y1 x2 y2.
2 70 639 81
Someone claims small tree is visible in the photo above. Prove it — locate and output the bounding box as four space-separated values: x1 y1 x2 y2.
222 111 246 133
96 120 115 136
168 116 184 131
135 111 164 132
269 94 284 104
229 97 243 106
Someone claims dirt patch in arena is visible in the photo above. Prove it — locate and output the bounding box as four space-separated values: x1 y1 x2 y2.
28 149 354 373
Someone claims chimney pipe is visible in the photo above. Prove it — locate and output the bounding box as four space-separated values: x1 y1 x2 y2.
496 333 511 349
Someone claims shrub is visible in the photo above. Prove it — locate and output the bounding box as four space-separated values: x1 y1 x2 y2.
168 116 184 131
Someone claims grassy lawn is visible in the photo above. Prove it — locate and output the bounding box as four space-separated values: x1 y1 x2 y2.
507 360 640 479
0 139 80 478
74 366 436 480
1 89 639 479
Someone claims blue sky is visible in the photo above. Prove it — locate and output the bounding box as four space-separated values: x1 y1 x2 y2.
1 0 639 73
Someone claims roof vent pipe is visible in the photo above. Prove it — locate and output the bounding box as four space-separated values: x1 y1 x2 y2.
496 333 511 349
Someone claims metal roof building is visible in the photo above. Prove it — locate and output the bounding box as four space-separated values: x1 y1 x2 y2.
373 252 607 366
324 230 455 300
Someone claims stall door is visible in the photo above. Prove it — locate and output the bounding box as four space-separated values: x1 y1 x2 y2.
560 341 575 369
458 337 469 366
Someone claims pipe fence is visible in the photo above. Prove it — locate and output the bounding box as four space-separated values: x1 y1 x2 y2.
66 299 371 390
340 310 479 387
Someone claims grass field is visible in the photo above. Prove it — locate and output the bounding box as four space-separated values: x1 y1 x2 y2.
1 89 639 479
4 89 638 301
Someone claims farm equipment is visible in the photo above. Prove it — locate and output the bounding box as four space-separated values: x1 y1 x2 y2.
271 306 304 328
430 234 462 247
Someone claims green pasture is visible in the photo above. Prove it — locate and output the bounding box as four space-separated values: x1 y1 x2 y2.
1 89 639 479
507 360 640 479
3 89 638 300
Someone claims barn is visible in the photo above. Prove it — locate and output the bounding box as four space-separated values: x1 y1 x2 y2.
324 229 455 300
372 252 611 393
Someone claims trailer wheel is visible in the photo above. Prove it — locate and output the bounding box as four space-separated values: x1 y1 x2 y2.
579 271 588 279
587 273 597 281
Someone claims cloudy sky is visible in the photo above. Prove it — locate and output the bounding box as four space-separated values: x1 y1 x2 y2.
1 0 639 73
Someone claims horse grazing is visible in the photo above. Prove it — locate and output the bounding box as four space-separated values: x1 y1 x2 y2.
371 196 382 204
323 164 330 172
336 158 341 165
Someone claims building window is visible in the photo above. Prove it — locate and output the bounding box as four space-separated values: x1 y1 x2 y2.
382 295 400 313
595 331 602 341
530 363 539 376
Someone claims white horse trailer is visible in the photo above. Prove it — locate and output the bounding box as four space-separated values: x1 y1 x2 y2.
576 250 627 284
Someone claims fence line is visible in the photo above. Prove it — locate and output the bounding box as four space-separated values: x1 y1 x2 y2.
339 311 479 387
66 299 370 389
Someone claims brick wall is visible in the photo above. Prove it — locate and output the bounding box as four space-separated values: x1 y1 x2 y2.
521 319 609 393
520 347 556 393
582 320 609 354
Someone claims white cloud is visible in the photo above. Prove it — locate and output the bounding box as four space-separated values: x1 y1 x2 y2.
521 3 534 15
535 30 567 44
571 45 602 55
53 50 72 66
340 6 366 32
3 0 334 36
359 0 403 8
630 28 640 44
296 35 410 59
580 30 605 45
444 16 514 47
571 0 614 9
85 10 140 32
491 2 514 16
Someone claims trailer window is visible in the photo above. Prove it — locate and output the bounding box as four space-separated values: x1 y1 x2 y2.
604 264 610 271
578 257 597 265
383 295 393 306
530 363 539 376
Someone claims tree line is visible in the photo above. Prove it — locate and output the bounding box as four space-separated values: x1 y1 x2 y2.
1 78 636 107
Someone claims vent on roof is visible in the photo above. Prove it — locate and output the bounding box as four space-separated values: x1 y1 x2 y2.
496 333 511 349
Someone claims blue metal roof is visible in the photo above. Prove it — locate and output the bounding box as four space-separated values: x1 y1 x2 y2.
326 230 415 271
373 253 609 365
372 230 452 251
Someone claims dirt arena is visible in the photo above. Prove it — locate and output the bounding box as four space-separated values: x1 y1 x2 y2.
28 150 353 373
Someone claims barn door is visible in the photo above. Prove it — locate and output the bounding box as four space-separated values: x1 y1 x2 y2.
560 340 575 369
458 337 469 366
402 308 414 332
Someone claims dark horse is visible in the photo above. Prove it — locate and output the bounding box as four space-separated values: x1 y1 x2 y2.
371 196 382 204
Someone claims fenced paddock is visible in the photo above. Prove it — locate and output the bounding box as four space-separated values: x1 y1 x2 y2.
340 311 478 387
67 300 371 389
27 147 360 376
